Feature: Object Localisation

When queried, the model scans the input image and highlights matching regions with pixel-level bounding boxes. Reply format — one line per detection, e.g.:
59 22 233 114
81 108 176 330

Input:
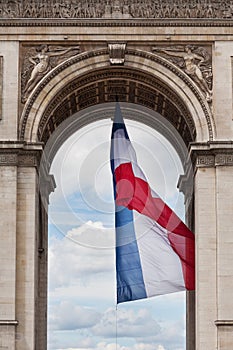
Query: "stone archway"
1 3 233 350
2 38 232 350
20 48 214 144
17 49 213 350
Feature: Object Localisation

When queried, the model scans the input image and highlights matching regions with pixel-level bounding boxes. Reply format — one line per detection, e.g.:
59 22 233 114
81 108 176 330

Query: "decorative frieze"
215 154 233 166
0 1 233 20
0 143 42 167
0 153 18 166
196 155 215 167
18 153 40 167
190 142 233 169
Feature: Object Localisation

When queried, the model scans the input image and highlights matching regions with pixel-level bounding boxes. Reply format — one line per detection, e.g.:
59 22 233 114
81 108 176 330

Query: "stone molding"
0 320 18 326
0 142 43 167
20 47 213 143
190 142 233 168
37 66 195 145
1 19 233 28
215 320 233 326
0 1 233 22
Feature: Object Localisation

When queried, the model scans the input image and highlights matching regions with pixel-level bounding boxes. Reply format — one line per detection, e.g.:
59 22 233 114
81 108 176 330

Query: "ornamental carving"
215 154 233 166
36 67 195 146
0 150 41 167
1 1 233 20
196 155 215 167
21 44 80 103
0 153 18 165
108 43 126 65
152 45 212 102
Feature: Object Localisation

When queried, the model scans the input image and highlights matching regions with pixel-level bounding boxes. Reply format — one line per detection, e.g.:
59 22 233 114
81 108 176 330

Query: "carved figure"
23 44 79 101
0 0 233 19
154 45 212 101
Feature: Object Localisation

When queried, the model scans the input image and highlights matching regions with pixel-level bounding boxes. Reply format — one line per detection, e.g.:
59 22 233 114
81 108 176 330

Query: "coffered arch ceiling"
20 48 215 147
37 66 196 147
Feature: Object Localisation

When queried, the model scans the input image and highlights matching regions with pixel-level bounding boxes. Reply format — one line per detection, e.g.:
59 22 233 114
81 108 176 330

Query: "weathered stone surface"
0 3 233 349
0 1 233 20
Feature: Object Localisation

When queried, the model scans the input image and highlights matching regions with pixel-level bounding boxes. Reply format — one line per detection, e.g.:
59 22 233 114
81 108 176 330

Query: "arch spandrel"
19 49 215 145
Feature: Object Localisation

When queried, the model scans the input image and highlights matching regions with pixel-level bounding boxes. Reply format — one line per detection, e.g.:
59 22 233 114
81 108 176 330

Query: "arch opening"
21 54 203 350
47 115 188 350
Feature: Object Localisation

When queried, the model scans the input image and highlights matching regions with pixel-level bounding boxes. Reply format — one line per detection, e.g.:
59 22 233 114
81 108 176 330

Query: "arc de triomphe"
0 1 233 349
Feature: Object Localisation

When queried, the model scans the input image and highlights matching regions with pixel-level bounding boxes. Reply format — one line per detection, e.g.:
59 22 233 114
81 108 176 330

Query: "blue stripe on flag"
115 205 147 303
111 122 129 140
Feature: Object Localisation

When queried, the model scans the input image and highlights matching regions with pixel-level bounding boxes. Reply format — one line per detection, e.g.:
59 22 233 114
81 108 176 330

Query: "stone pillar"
15 145 55 350
36 167 56 350
214 154 233 349
16 159 39 350
194 155 217 350
0 143 56 350
191 142 233 350
0 152 18 349
178 165 195 350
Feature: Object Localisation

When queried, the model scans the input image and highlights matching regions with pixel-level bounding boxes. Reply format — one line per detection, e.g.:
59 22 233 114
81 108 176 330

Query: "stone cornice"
0 320 19 326
190 142 233 168
215 320 233 326
1 19 233 28
0 142 43 167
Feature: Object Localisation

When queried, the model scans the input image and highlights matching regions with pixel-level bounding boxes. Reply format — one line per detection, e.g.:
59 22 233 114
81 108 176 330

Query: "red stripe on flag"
114 162 195 290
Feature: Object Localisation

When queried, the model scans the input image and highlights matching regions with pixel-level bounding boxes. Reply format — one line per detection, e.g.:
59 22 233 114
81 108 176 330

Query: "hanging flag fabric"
110 102 195 304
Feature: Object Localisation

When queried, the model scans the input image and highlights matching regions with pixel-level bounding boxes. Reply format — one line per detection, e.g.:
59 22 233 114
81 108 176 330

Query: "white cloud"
66 221 115 248
56 344 165 350
48 118 186 350
92 307 161 338
48 221 115 291
50 301 101 331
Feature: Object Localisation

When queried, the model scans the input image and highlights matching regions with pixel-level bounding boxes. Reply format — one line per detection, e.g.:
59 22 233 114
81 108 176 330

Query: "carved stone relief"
108 43 126 65
152 45 212 102
21 44 80 103
34 67 196 146
0 150 41 167
1 1 233 20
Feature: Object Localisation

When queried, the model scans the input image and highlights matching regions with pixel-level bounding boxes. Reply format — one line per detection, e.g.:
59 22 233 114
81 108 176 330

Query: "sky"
47 114 187 350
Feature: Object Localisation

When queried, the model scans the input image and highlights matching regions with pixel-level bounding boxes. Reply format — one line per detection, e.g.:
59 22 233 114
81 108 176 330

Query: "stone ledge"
215 320 233 326
0 142 43 167
0 320 18 326
0 19 233 28
190 142 233 168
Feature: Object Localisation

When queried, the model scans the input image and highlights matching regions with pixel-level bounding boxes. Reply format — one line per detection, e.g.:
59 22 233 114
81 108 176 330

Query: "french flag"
111 102 195 304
